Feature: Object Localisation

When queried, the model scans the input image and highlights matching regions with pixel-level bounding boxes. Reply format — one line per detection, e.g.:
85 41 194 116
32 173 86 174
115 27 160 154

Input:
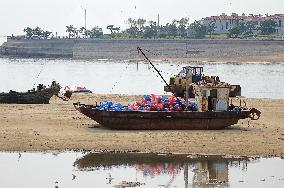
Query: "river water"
0 58 283 99
0 59 283 187
0 152 283 188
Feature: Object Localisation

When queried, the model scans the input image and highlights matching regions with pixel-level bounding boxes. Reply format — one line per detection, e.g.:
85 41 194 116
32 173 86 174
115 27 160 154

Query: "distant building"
202 13 284 34
266 14 284 34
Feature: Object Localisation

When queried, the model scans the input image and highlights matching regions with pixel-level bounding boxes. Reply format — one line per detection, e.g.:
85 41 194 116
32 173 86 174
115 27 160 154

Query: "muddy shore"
161 54 284 63
0 93 283 156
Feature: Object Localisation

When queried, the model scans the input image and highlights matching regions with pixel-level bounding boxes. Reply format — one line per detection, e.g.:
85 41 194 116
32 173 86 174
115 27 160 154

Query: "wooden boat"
73 102 260 130
0 81 61 104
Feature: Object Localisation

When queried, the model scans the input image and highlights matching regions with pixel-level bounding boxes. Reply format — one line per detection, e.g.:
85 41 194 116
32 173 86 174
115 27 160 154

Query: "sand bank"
0 93 283 156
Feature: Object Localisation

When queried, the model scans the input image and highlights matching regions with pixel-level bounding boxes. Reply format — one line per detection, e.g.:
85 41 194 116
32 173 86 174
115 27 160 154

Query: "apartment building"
202 13 284 34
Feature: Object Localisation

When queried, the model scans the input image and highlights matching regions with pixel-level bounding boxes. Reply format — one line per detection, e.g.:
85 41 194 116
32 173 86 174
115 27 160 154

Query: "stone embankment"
1 39 284 61
0 39 74 58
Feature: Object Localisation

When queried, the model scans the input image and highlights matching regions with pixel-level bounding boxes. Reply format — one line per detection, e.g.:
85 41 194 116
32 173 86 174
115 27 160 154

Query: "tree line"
23 18 280 40
23 27 52 39
227 20 278 38
63 18 218 39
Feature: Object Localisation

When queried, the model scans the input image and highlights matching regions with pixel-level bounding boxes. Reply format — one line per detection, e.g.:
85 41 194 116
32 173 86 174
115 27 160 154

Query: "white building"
202 13 284 34
266 14 284 34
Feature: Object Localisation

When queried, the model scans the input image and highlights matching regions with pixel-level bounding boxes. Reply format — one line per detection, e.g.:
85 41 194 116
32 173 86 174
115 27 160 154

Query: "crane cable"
137 47 181 104
32 61 47 88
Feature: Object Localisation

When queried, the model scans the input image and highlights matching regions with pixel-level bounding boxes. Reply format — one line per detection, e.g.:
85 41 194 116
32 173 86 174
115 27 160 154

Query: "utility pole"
84 8 87 30
81 5 87 38
81 5 87 30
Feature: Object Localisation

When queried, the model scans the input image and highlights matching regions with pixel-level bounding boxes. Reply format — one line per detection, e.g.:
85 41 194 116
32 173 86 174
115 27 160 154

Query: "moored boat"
63 85 92 93
73 102 260 130
73 47 261 130
0 81 61 104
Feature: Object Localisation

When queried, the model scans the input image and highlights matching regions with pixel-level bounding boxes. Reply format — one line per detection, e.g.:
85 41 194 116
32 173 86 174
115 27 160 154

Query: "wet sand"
163 54 284 63
0 93 283 156
131 54 284 63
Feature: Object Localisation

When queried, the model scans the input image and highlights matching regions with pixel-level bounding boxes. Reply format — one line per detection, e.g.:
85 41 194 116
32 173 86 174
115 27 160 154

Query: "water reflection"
74 153 255 188
0 152 283 188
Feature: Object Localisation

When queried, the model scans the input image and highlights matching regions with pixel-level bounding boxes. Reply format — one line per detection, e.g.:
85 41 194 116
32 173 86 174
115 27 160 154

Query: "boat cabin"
192 82 231 112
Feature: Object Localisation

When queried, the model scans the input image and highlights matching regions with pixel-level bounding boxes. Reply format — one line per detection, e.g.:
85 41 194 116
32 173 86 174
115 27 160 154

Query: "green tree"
166 20 178 37
206 21 216 38
89 26 103 38
24 27 52 39
79 27 88 38
33 27 43 37
143 21 157 39
244 21 256 35
189 21 207 39
107 25 114 34
126 18 139 38
112 27 120 33
106 25 120 38
228 26 241 38
137 18 146 31
42 31 52 39
66 25 76 38
239 22 246 33
157 21 178 38
258 20 277 35
228 22 246 38
107 25 120 33
177 18 189 37
158 25 168 38
24 27 33 39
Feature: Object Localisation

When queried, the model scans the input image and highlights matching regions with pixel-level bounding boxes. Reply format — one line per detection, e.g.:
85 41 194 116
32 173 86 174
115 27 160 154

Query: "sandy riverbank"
0 93 283 156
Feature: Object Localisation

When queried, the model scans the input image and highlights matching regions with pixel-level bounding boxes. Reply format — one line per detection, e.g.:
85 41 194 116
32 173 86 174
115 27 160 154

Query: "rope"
109 61 131 93
137 47 180 103
32 61 47 88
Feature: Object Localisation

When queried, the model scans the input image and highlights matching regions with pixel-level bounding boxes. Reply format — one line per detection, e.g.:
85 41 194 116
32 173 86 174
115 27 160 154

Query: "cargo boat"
74 47 260 130
0 81 60 104
74 102 259 130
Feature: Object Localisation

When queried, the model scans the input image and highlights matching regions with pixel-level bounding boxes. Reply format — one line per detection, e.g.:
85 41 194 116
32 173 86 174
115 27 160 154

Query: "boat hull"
74 103 251 130
0 85 60 104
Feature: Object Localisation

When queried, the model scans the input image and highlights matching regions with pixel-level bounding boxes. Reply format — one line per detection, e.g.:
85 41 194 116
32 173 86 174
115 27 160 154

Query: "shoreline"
128 55 284 63
0 93 283 157
1 149 281 159
1 55 284 63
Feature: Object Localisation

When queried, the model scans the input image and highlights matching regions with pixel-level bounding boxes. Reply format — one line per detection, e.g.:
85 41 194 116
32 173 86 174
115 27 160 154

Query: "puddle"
0 152 283 188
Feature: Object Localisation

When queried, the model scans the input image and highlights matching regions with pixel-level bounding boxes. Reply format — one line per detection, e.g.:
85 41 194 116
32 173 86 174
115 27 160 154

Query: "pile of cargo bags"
95 94 198 112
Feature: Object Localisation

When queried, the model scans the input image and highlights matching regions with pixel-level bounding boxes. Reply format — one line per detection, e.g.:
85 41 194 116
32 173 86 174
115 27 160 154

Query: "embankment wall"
1 39 284 60
0 39 74 58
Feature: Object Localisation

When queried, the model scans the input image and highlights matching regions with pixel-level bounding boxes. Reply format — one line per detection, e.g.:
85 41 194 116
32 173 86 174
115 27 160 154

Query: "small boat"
63 85 92 93
0 81 61 104
73 102 260 130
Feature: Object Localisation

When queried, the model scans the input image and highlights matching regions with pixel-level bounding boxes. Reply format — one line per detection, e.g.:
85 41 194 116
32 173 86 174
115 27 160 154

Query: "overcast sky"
0 0 284 37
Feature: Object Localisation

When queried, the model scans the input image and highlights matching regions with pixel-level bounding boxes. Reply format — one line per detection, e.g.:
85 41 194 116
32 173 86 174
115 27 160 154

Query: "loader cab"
178 66 203 83
190 66 203 83
165 66 204 97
